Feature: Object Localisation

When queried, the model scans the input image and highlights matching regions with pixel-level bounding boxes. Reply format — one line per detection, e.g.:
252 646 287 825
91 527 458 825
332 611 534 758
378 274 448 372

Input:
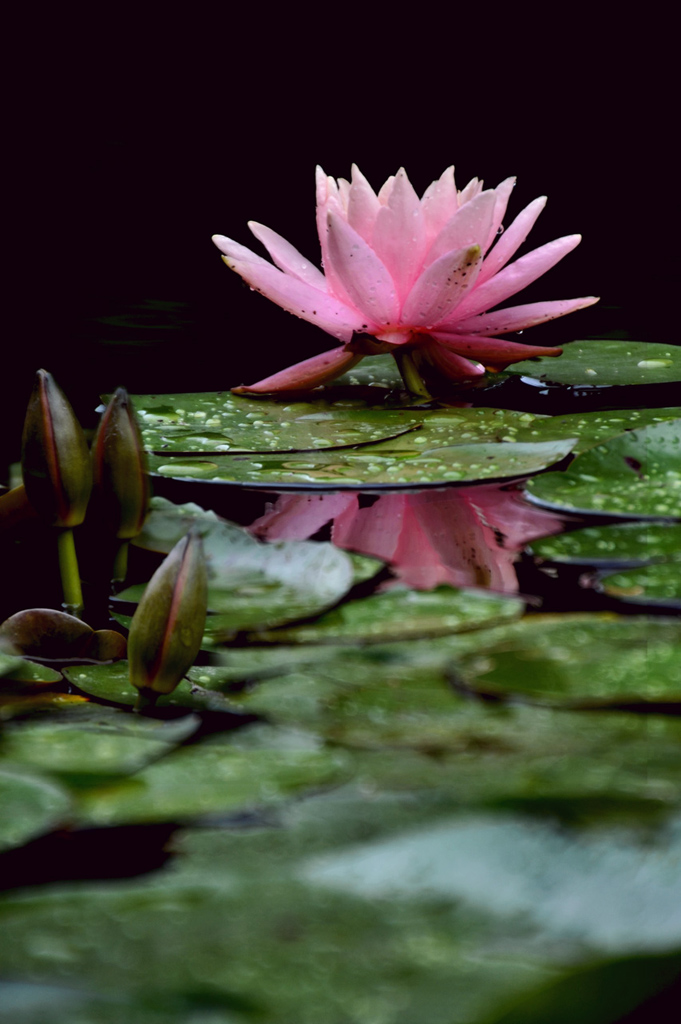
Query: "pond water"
1 331 680 1022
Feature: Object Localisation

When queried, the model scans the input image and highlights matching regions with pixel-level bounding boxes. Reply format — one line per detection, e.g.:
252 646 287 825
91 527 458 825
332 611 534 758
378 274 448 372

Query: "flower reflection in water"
249 483 564 593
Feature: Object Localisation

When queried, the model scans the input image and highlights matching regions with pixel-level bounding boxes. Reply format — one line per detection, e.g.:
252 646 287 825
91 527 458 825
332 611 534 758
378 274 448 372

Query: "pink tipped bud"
93 388 150 539
21 370 92 528
128 531 207 698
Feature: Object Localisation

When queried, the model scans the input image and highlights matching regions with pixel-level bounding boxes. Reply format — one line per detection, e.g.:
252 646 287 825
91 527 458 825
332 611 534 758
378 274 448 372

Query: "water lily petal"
232 347 363 394
475 195 547 286
458 177 483 205
454 296 600 336
372 168 426 301
377 175 396 204
401 245 482 327
337 177 352 212
213 235 364 341
421 165 457 243
424 190 496 268
431 332 563 369
326 211 400 326
347 164 381 243
316 166 359 307
248 222 328 290
450 234 582 321
484 176 516 253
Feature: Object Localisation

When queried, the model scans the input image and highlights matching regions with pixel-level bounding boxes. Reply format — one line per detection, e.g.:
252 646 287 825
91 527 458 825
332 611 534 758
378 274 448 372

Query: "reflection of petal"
250 493 357 540
248 483 566 595
332 493 407 563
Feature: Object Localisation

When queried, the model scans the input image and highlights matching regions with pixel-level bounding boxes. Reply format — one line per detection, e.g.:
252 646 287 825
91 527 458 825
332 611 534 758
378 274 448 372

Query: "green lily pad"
136 380 681 488
331 353 406 390
600 564 681 604
0 767 72 851
526 419 681 516
0 981 255 1024
63 660 252 714
531 523 681 606
76 725 348 826
0 692 88 720
149 438 577 488
0 656 63 688
0 650 22 677
531 522 681 564
455 614 681 705
478 949 681 1024
132 388 425 453
0 706 200 784
122 498 356 635
5 728 681 1024
509 340 681 386
254 585 524 645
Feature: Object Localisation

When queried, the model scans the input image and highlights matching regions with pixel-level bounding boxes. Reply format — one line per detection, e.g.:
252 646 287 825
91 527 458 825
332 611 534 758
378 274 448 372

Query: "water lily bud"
93 388 150 538
21 370 92 527
128 531 207 700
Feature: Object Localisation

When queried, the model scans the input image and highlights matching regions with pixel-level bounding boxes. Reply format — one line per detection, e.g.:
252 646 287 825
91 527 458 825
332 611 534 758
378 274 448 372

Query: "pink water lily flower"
213 165 598 395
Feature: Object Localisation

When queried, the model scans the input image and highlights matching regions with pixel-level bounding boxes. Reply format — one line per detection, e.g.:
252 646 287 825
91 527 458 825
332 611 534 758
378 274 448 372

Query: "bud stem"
57 528 84 618
112 541 129 584
393 351 432 399
134 688 160 713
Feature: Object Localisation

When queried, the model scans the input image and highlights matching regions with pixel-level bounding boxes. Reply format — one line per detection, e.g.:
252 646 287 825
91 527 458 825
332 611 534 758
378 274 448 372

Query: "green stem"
134 688 159 713
112 540 129 584
393 351 432 399
57 528 84 618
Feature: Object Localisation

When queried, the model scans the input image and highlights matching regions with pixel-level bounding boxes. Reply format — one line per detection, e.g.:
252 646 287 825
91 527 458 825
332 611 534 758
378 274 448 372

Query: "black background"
5 15 676 468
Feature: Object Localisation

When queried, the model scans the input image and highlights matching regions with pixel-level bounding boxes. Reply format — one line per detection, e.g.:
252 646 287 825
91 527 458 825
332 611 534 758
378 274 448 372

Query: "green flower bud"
92 388 150 538
21 370 92 528
128 531 207 701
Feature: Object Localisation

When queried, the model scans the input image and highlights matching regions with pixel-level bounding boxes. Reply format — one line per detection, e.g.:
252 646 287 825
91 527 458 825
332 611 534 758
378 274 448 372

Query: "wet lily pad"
0 692 88 720
0 767 72 851
0 650 22 677
63 660 252 715
149 438 578 488
136 381 681 488
455 614 681 705
132 388 425 453
0 706 200 783
120 507 355 636
5 727 681 1024
0 658 64 688
525 418 681 516
599 564 681 605
254 585 524 645
509 340 681 386
531 522 681 565
76 725 348 826
531 523 681 606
